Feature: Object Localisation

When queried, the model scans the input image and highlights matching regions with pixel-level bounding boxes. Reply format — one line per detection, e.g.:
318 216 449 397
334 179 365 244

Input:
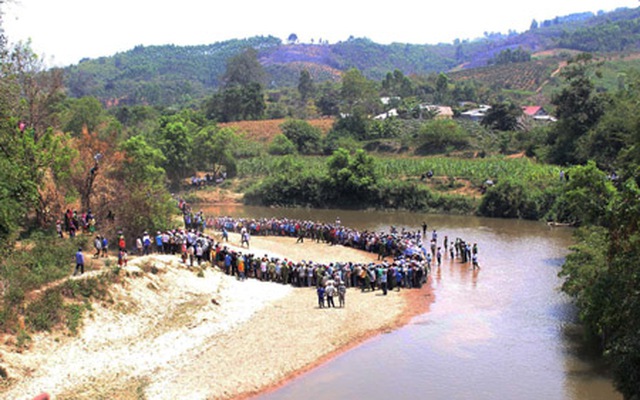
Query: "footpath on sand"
1 234 433 400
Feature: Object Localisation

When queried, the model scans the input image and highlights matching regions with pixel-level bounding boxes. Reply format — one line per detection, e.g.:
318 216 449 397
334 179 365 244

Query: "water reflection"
196 205 619 400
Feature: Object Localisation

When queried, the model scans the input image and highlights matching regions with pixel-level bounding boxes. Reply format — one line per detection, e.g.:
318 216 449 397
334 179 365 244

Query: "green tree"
381 69 413 98
0 37 71 231
558 178 640 400
578 72 640 173
241 82 266 120
330 113 368 140
154 114 196 187
326 148 379 203
204 82 265 122
116 135 174 237
559 161 616 226
119 135 166 186
478 179 540 219
298 69 314 104
340 68 380 116
268 133 297 155
316 82 340 116
280 119 322 154
63 97 106 136
222 48 266 88
434 73 451 105
414 119 469 154
205 47 267 122
192 126 238 178
547 54 610 165
488 47 531 65
481 102 523 132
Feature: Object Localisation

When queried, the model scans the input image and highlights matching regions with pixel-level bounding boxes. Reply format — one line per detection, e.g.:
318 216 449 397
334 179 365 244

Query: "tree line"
61 6 640 109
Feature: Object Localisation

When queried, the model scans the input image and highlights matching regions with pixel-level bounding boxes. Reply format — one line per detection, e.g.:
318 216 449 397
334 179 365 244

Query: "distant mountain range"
63 7 640 107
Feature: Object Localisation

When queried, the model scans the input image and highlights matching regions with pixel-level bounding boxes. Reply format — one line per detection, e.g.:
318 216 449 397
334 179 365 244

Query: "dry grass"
220 118 334 143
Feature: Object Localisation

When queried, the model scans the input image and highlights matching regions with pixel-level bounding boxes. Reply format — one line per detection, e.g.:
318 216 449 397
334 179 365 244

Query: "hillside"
219 118 334 143
449 58 559 93
62 6 640 107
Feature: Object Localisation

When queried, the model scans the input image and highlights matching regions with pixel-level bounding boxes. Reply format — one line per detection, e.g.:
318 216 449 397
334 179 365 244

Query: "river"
201 206 621 400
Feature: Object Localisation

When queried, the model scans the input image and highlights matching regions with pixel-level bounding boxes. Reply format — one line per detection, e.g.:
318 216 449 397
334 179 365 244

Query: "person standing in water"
472 253 481 270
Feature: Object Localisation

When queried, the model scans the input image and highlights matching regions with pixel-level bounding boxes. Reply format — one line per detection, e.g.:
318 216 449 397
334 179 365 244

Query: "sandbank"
0 234 433 400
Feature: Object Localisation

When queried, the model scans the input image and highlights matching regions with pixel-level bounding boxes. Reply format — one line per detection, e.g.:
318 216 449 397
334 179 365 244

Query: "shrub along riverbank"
239 151 570 221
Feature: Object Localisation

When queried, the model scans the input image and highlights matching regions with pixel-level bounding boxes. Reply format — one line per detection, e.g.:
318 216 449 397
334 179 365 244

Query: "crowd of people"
57 209 97 238
69 200 481 306
189 172 227 189
209 216 479 269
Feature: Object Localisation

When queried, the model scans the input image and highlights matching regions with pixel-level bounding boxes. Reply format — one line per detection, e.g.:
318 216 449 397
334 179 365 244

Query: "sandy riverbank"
0 235 433 400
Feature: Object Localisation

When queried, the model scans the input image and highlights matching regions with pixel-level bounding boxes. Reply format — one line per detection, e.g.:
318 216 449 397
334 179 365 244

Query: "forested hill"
63 6 640 107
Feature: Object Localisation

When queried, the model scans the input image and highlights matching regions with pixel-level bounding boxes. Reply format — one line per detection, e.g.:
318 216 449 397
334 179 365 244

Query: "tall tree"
221 48 266 88
298 69 314 104
204 82 265 122
381 69 413 98
73 127 124 213
63 96 106 136
340 68 380 116
280 119 322 154
154 114 196 187
0 35 71 230
434 73 451 105
6 41 65 141
481 102 523 131
115 135 173 237
317 82 340 116
192 125 238 178
207 48 267 122
547 54 609 165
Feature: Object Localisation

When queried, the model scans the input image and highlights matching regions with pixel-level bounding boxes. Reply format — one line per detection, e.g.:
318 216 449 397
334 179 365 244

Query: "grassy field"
237 154 560 188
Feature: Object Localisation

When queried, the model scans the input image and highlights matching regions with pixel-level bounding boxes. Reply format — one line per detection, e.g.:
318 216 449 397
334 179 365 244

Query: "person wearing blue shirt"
74 248 85 276
101 237 108 258
156 232 163 253
317 285 325 308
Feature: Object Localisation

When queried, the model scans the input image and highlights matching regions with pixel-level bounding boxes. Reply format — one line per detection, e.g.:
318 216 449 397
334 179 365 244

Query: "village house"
373 104 453 120
460 104 492 121
521 105 556 122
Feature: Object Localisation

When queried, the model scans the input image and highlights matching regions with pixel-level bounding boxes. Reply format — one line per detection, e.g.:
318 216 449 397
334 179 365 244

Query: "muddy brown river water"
201 205 621 400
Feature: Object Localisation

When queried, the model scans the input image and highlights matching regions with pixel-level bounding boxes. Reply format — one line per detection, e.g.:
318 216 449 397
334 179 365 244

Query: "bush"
322 131 362 155
60 277 108 299
65 303 85 335
414 119 470 154
478 179 541 219
25 290 64 332
280 119 322 154
268 134 297 155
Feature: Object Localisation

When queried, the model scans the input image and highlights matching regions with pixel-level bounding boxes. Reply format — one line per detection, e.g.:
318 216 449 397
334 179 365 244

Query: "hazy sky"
3 0 638 67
